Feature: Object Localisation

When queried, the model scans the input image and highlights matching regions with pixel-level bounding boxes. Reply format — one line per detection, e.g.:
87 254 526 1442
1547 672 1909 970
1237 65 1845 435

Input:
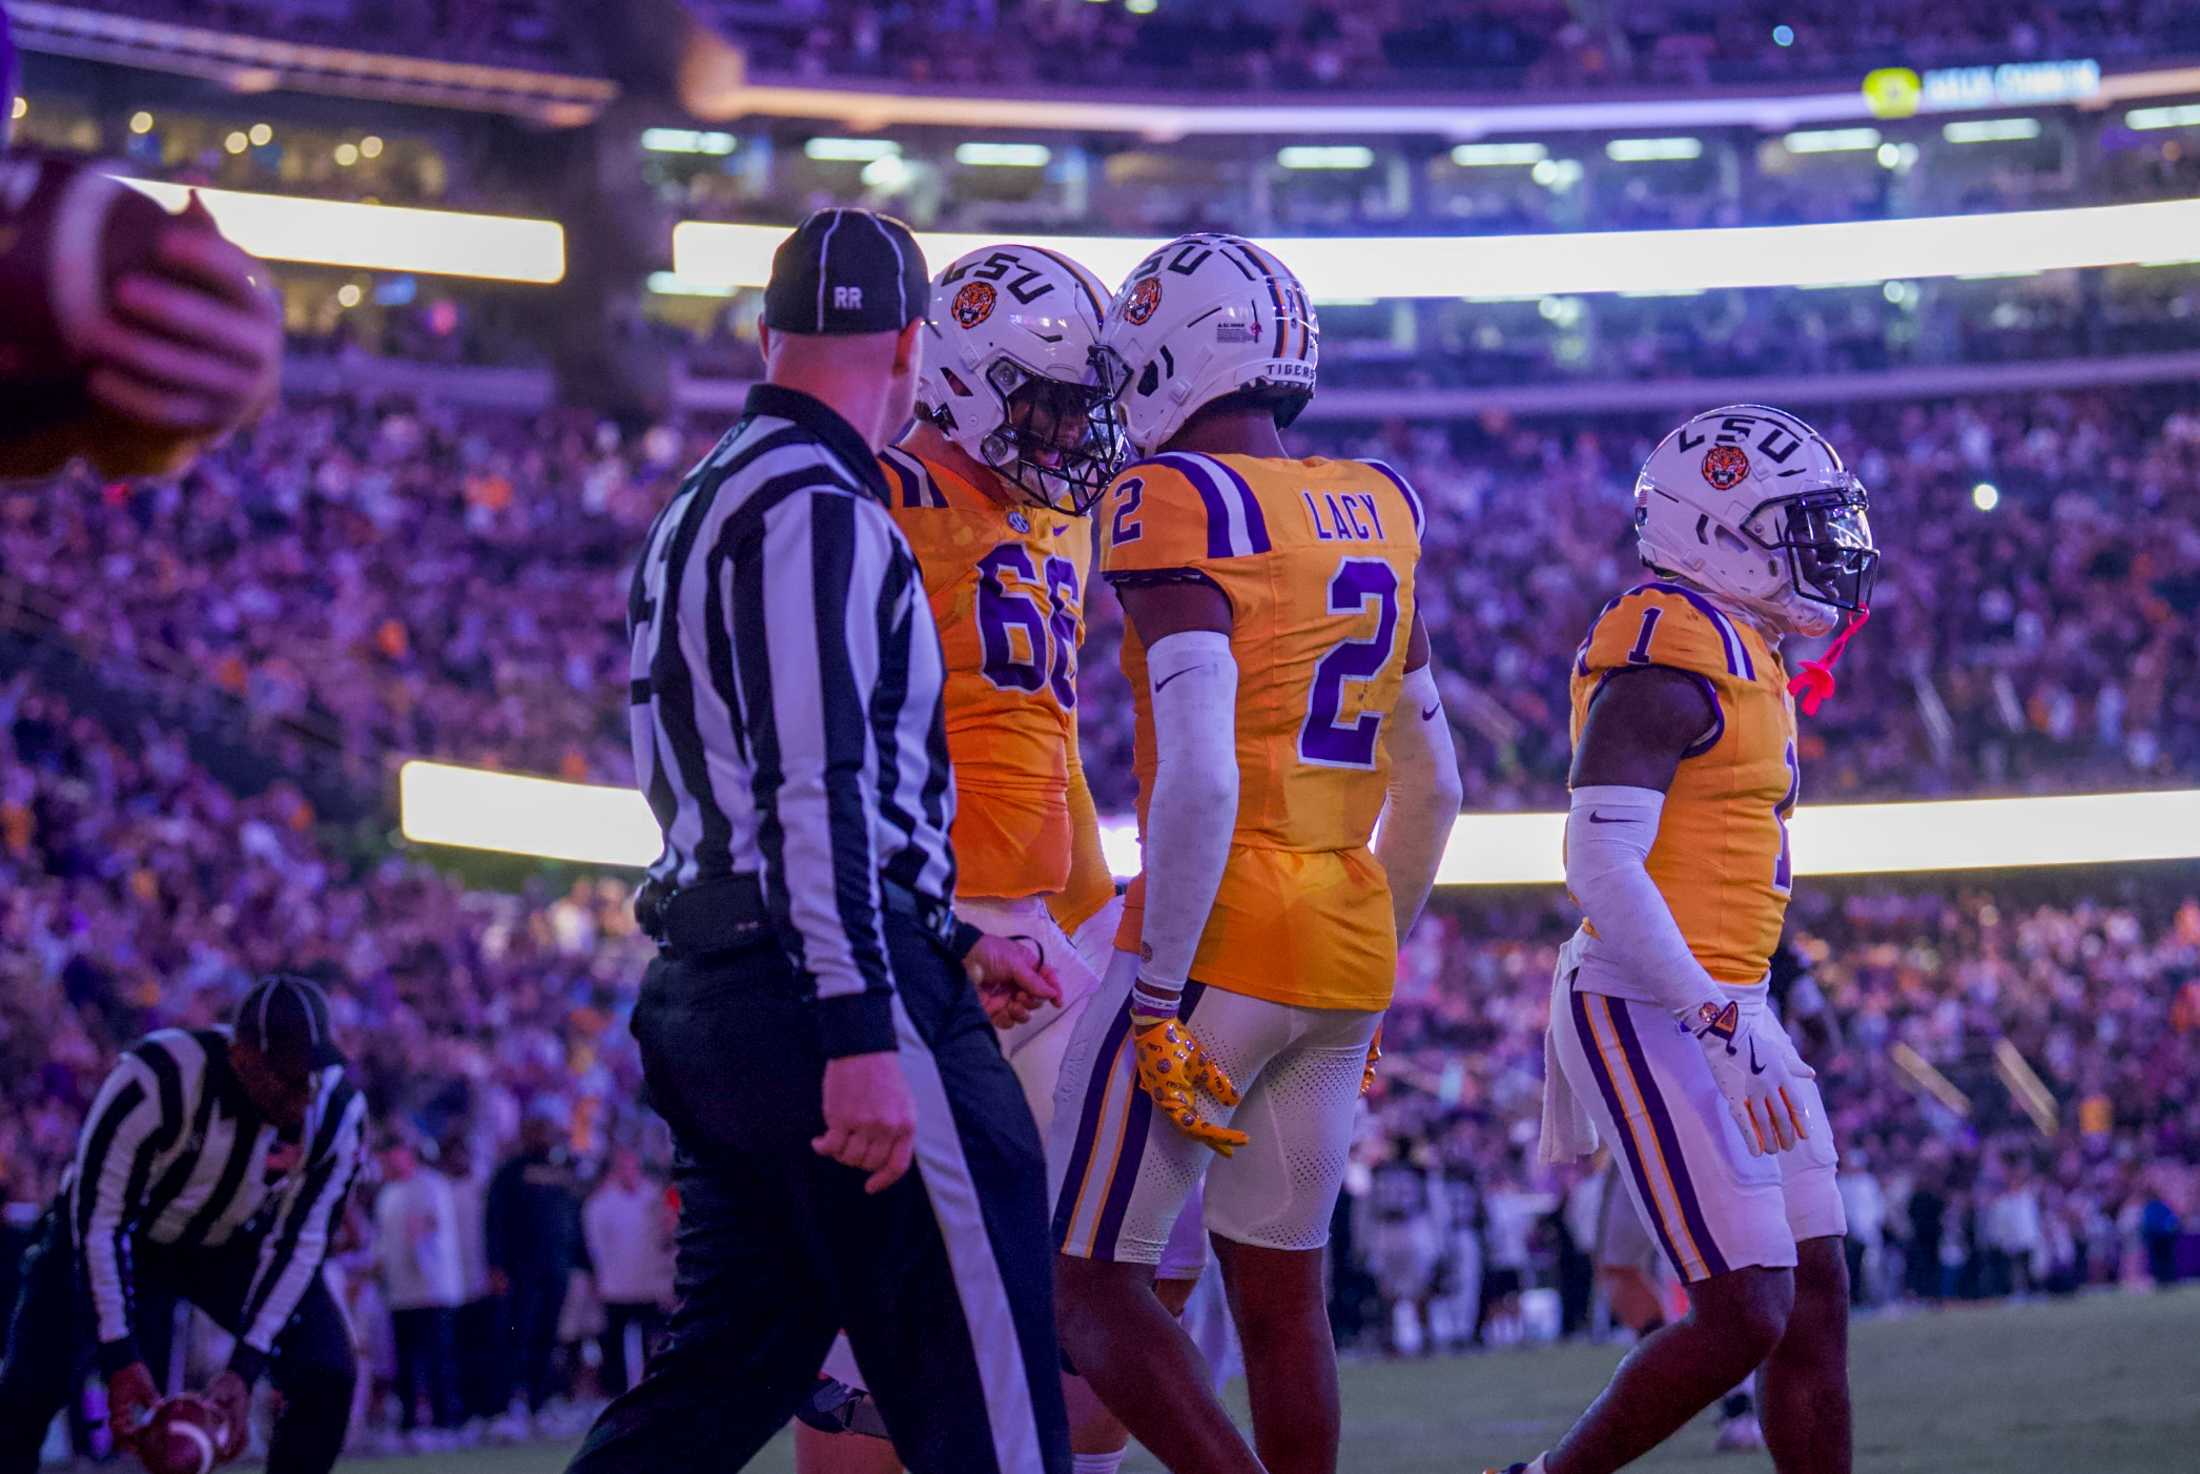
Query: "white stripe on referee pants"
892 995 1044 1474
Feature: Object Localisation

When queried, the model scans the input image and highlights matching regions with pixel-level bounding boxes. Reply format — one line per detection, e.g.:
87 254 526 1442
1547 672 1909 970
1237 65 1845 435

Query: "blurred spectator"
374 1139 465 1445
439 1139 507 1428
2138 1181 2183 1286
485 1114 585 1428
1837 1153 1888 1306
579 1148 673 1397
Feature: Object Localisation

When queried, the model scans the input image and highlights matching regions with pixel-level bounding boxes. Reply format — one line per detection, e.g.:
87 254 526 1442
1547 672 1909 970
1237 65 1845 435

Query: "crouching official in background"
566 208 1070 1474
0 976 367 1474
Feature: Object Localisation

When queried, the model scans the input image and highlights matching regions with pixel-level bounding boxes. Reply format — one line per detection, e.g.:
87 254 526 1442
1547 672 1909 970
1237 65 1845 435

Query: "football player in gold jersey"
1049 235 1462 1474
1495 405 1878 1474
799 243 1201 1474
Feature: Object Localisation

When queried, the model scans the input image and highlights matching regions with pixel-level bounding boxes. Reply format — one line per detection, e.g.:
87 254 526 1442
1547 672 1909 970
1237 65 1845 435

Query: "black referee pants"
566 914 1069 1474
0 1208 355 1474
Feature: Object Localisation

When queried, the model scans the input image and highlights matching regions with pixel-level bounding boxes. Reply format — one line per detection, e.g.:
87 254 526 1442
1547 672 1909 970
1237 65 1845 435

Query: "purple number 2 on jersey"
1298 556 1401 768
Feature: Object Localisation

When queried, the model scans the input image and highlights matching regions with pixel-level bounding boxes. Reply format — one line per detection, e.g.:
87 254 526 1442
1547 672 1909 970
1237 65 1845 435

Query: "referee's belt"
639 874 770 960
639 874 975 962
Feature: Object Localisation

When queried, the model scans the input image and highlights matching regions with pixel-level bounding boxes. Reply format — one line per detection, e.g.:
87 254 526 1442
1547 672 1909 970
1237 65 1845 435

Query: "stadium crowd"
63 0 598 73
9 387 2198 821
734 0 2198 92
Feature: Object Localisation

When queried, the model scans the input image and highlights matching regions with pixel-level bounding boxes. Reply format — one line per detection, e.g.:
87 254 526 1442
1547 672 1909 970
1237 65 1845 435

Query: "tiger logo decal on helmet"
1701 444 1750 490
951 280 996 329
1122 276 1164 326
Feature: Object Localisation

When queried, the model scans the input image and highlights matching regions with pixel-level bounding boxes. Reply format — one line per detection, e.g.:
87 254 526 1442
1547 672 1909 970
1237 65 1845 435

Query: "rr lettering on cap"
834 286 863 310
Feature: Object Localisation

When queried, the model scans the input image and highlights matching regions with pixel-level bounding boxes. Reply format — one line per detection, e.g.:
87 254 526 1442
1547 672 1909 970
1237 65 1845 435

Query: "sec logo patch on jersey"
1701 444 1750 490
951 280 997 328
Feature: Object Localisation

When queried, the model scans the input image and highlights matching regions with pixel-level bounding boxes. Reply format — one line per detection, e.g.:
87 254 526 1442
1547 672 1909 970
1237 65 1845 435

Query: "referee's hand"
965 934 1062 1030
814 1052 917 1194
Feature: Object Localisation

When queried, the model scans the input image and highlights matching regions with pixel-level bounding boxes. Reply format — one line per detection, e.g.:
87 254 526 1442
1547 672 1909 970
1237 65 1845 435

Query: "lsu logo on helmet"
1701 444 1750 490
1122 276 1163 326
951 280 996 329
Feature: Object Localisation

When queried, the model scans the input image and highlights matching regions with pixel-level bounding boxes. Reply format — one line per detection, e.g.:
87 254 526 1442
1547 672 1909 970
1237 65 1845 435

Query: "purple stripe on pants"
1568 981 1695 1280
1607 998 1732 1277
1052 999 1136 1251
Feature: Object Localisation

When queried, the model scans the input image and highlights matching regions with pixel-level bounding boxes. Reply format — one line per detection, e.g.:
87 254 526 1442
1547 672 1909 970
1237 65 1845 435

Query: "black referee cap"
234 974 340 1074
762 208 930 336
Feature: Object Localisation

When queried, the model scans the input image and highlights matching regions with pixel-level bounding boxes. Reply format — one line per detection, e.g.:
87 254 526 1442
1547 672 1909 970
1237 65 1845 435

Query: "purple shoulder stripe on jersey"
1363 460 1425 539
1641 581 1751 680
917 459 949 508
1151 452 1268 558
1573 588 1634 677
880 452 926 509
1569 985 1695 1280
1197 454 1273 554
1681 672 1726 758
1607 999 1731 1278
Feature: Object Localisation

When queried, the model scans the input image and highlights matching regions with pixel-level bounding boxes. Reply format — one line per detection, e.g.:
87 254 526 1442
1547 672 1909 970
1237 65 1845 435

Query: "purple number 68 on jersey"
1297 556 1401 768
976 542 1080 709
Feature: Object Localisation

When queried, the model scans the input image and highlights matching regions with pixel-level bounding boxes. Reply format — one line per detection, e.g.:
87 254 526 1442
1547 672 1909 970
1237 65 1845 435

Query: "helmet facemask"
930 350 1125 516
1741 482 1879 634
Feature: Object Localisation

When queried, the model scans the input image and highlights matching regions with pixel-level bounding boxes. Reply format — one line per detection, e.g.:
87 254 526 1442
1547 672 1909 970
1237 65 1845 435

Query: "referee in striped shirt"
567 209 1071 1474
0 976 366 1473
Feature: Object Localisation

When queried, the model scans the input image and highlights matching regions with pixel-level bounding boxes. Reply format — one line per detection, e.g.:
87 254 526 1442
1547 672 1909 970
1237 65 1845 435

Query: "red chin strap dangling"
1787 606 1871 716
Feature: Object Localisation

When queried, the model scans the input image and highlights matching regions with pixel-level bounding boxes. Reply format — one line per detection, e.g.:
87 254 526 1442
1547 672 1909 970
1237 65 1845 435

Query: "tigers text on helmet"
916 243 1123 515
1632 404 1879 640
1096 233 1318 457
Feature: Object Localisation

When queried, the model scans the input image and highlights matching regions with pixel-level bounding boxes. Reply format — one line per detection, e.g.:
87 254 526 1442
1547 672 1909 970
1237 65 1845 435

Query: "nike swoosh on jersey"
1154 666 1201 694
1421 704 1440 721
1586 811 1634 824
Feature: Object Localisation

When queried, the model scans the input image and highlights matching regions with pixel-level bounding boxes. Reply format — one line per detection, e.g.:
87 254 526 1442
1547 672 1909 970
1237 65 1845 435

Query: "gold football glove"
1130 1011 1247 1157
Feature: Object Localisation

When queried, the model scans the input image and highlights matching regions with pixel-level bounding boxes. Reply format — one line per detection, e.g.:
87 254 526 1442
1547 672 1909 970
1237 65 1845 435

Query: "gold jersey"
1569 582 1799 986
1100 451 1424 1011
881 446 1091 901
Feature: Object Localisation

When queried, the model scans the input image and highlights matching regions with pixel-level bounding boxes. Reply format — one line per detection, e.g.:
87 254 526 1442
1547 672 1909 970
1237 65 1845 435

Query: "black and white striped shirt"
67 1029 366 1377
628 383 957 1057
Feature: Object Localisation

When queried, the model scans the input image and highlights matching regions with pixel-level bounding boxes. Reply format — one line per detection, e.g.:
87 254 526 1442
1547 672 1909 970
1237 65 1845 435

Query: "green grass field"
279 1288 2200 1473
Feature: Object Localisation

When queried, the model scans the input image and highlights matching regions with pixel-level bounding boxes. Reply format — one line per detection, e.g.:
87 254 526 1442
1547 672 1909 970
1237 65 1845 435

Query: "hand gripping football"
135 1395 231 1474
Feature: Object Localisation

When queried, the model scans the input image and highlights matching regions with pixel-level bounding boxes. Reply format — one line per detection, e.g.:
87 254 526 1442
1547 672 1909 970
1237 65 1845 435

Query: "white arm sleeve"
1374 664 1462 940
1134 630 1240 998
1564 785 1727 1020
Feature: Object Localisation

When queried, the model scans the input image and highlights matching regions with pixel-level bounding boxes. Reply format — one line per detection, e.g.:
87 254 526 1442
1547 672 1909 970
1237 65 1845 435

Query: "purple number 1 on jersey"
1298 557 1401 768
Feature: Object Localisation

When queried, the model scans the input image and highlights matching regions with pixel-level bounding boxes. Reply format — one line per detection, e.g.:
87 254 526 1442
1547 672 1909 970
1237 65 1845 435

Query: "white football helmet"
916 243 1123 514
1096 232 1319 457
1634 404 1879 639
